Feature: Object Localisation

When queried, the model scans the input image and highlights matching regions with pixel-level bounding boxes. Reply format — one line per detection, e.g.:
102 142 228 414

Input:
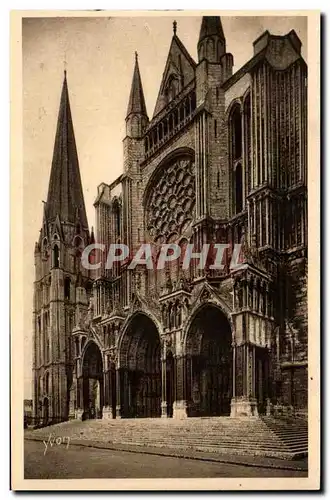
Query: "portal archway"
82 342 104 420
118 313 161 418
185 304 232 416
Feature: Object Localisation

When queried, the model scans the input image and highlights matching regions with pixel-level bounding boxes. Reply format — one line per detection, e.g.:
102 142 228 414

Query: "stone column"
173 355 189 419
232 342 236 400
265 284 270 317
75 377 84 420
161 357 167 417
68 378 76 421
231 341 258 417
95 379 101 417
188 356 200 416
241 108 246 206
115 368 123 418
109 367 115 418
263 351 272 415
103 360 114 419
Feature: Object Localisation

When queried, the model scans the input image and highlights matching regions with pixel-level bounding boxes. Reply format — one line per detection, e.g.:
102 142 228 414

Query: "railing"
144 87 196 161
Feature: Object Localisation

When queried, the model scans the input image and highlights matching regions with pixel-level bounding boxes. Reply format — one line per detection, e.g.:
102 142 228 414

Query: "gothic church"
33 17 308 424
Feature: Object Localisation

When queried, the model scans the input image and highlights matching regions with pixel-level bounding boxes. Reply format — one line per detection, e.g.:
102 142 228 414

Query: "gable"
153 36 196 118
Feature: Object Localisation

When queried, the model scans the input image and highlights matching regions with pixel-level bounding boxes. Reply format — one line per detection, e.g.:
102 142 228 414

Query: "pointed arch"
73 235 84 248
182 298 233 349
183 303 233 417
81 340 104 419
44 371 50 394
234 162 243 214
53 244 59 268
206 37 215 60
228 100 244 214
42 237 48 260
118 309 163 356
229 102 242 161
117 311 162 418
165 74 180 102
64 276 71 300
112 198 121 239
243 90 252 196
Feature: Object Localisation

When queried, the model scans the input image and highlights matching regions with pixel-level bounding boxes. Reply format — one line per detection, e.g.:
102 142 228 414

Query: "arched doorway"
185 304 232 417
119 313 161 418
82 342 104 420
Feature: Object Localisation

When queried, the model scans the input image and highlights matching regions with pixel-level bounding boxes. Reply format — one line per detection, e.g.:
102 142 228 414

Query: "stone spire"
126 52 148 119
198 16 226 62
45 70 88 229
199 16 225 43
125 53 148 137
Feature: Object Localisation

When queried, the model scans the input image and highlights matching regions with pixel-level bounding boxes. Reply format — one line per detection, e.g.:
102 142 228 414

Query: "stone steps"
26 416 308 460
259 416 308 456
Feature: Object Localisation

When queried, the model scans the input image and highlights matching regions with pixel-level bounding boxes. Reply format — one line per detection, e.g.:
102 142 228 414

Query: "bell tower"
33 71 91 425
195 16 234 223
121 52 149 307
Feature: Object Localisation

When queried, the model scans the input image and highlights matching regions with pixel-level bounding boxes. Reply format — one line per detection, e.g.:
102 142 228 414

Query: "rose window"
146 157 195 243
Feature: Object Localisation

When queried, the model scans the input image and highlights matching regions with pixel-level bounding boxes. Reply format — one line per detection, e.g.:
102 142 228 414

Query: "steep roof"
198 16 225 45
152 27 196 118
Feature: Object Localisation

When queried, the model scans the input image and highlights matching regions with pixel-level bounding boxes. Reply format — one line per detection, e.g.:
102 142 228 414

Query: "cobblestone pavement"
24 439 308 479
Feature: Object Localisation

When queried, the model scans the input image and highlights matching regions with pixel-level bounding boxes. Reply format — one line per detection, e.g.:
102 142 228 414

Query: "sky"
23 14 307 398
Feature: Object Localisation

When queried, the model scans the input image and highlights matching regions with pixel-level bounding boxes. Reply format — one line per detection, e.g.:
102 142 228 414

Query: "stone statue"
240 230 258 266
80 295 94 328
164 269 172 294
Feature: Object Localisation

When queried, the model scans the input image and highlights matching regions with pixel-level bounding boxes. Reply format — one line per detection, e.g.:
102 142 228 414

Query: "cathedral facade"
32 17 308 424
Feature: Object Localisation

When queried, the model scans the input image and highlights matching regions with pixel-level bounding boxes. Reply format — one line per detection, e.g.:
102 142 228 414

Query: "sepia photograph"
11 9 320 491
